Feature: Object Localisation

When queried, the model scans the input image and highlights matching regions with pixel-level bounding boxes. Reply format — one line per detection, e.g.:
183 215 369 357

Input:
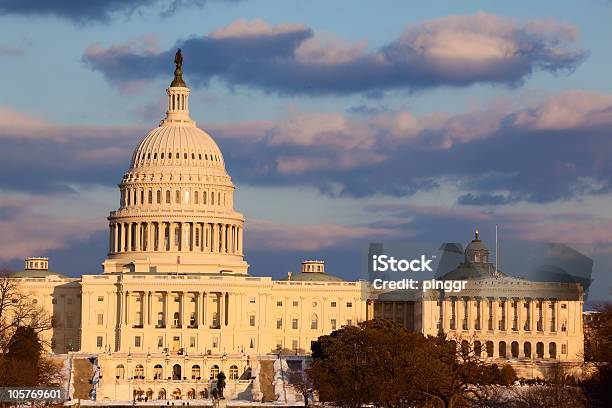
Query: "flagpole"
495 225 498 275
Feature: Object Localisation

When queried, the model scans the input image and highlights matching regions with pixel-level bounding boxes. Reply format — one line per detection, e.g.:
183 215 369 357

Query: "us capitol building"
10 53 585 401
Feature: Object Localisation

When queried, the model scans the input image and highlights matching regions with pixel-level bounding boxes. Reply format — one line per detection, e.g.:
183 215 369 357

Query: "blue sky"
1 0 611 301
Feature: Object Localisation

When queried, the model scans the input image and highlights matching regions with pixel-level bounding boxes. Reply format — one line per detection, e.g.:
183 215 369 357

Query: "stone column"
135 223 141 251
142 291 148 326
466 297 472 331
211 223 217 253
221 224 226 253
169 222 175 251
202 292 207 326
542 299 548 332
164 292 169 328
127 223 132 252
125 291 130 325
180 292 186 328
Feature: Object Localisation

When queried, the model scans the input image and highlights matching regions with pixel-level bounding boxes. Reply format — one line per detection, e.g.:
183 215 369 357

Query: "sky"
0 0 611 301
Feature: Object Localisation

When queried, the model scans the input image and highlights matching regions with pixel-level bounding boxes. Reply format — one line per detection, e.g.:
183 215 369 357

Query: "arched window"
474 341 482 357
218 192 221 205
165 190 171 204
175 152 179 159
173 312 180 327
311 314 318 330
499 341 506 358
148 190 153 204
229 365 239 380
154 364 163 380
187 388 195 399
511 341 519 358
116 364 125 379
175 190 180 204
184 153 188 160
203 191 207 204
191 365 200 379
157 190 161 204
172 364 182 380
134 364 144 379
486 341 494 358
211 191 215 205
158 388 166 400
536 342 544 358
194 191 199 204
210 365 219 380
140 190 144 205
184 190 190 204
146 388 153 400
127 189 131 206
524 342 532 358
549 342 557 359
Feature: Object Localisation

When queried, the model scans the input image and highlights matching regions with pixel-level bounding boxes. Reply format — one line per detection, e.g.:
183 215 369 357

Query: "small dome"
130 125 225 172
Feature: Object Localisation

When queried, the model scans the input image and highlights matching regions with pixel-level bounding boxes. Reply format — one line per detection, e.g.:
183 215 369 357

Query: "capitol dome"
130 125 226 173
102 50 248 275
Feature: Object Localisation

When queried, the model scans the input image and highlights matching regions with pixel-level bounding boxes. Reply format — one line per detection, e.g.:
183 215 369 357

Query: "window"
190 336 196 348
276 339 283 350
157 190 161 204
276 318 283 329
67 297 73 305
229 365 239 380
330 301 337 307
277 301 283 307
292 318 298 329
97 313 104 325
97 296 104 302
561 344 567 354
157 312 164 327
166 190 171 204
135 336 141 347
210 365 219 380
212 336 218 348
346 302 353 308
561 304 567 309
249 337 255 348
157 336 163 348
52 298 57 304
249 297 256 304
173 312 180 327
331 319 337 330
292 340 298 350
154 364 163 380
175 190 180 203
249 315 256 327
116 364 125 379
292 301 299 307
311 314 318 330
134 364 144 379
191 365 201 380
96 336 103 348
148 190 153 204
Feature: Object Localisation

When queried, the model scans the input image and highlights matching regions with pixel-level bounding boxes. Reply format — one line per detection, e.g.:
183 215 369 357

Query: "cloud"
0 106 141 193
208 90 612 203
247 219 398 251
0 45 25 57
0 0 240 24
82 14 587 95
2 89 612 204
0 195 104 261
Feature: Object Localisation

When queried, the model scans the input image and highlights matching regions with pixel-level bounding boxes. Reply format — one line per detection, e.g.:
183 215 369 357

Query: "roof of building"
11 269 68 279
284 271 344 282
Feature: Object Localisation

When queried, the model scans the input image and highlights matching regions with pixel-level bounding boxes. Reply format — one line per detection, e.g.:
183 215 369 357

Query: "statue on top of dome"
174 48 183 68
171 48 186 87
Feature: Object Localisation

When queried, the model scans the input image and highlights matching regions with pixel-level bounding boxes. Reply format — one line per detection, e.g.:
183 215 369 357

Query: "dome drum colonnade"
103 52 247 275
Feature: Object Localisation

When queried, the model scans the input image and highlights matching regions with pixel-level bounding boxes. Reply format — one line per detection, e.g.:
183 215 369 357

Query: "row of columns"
119 291 230 329
472 339 559 360
109 221 242 255
121 189 228 208
440 297 560 333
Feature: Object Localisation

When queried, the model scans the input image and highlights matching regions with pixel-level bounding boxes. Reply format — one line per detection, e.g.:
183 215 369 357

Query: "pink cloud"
247 219 399 251
0 196 105 262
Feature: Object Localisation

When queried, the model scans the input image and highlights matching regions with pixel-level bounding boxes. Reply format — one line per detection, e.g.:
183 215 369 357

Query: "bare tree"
0 268 52 353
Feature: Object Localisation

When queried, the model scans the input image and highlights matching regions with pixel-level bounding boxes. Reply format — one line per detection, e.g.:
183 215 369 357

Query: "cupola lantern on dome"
102 51 248 275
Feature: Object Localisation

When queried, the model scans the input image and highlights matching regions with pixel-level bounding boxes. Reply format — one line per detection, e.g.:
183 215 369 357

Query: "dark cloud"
0 0 238 24
82 14 587 95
